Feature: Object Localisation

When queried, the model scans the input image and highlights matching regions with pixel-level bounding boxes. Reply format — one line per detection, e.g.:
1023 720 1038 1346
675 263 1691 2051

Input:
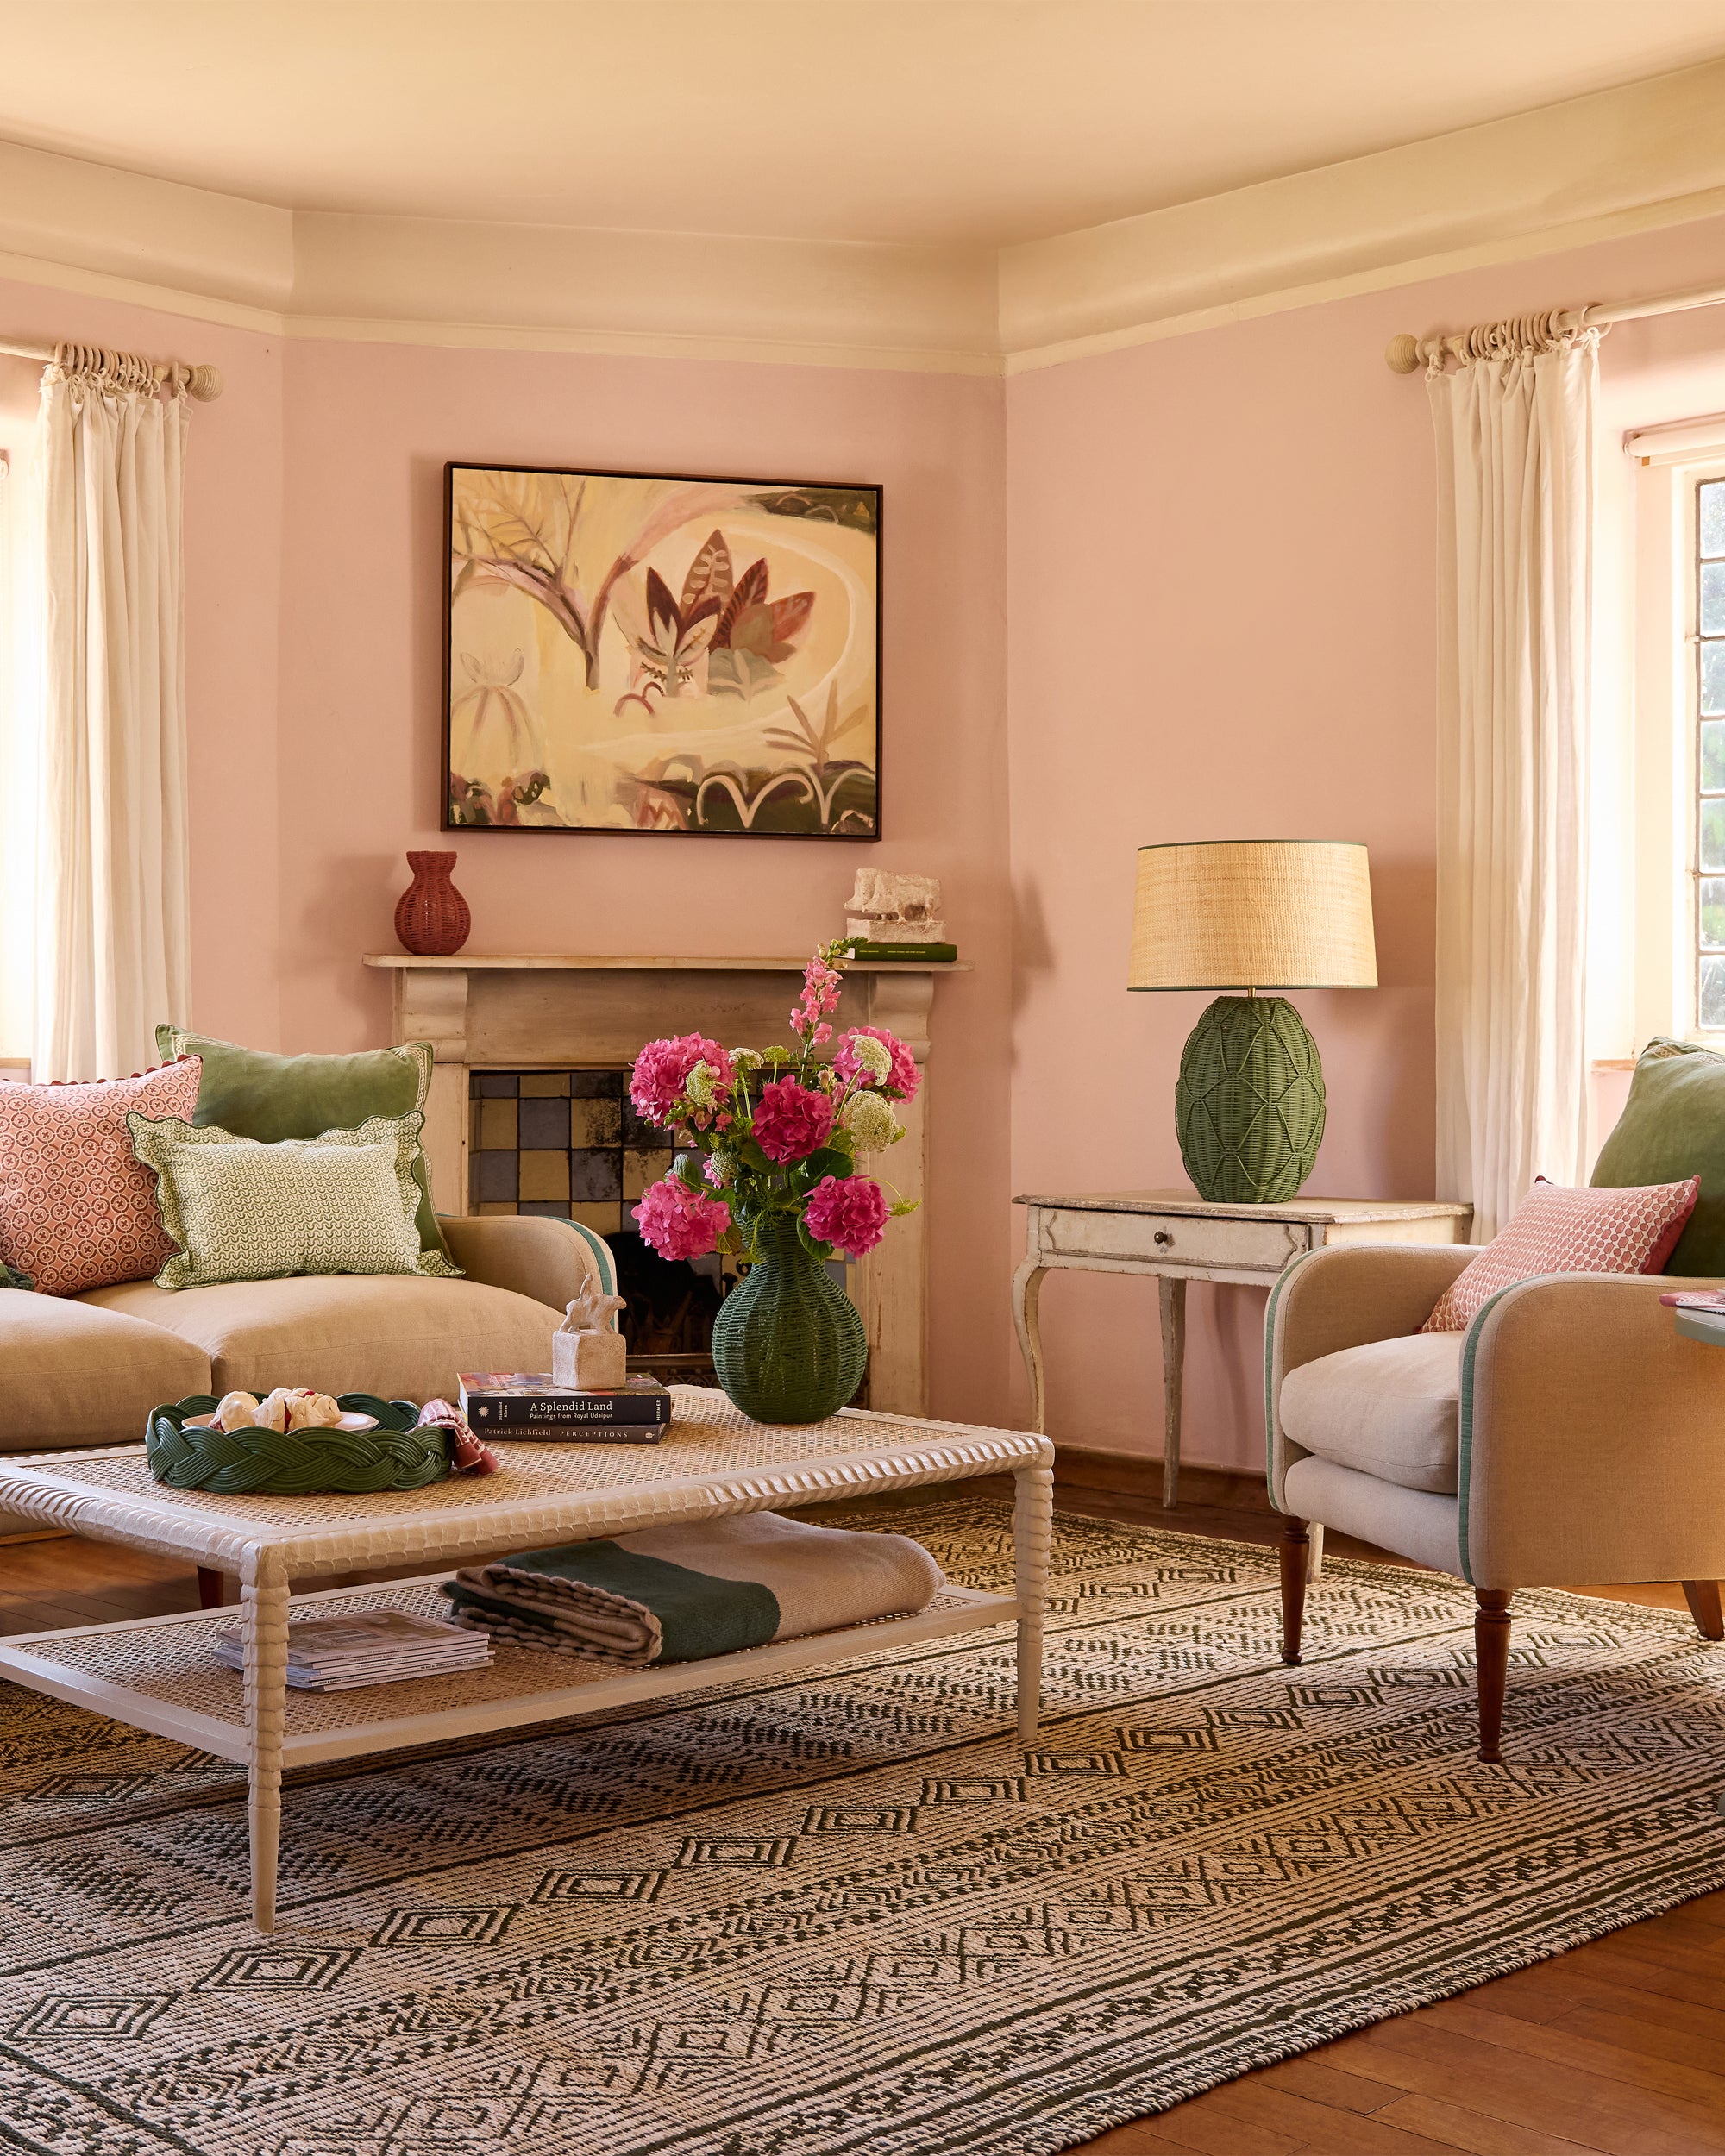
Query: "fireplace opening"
468 1067 861 1391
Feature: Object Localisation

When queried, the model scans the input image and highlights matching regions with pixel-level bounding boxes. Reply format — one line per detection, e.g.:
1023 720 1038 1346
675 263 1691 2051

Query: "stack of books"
457 1371 673 1442
213 1610 492 1691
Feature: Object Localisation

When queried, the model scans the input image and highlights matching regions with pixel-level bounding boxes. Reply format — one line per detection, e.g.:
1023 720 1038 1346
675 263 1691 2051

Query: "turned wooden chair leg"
197 1566 226 1609
1681 1580 1724 1640
1474 1589 1513 1763
1278 1516 1309 1667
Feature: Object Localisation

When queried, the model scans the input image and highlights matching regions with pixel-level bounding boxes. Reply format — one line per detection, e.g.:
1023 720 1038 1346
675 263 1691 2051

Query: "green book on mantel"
840 941 958 962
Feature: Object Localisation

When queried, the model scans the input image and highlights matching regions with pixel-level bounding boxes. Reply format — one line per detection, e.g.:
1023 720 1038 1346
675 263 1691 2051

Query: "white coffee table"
0 1388 1053 1932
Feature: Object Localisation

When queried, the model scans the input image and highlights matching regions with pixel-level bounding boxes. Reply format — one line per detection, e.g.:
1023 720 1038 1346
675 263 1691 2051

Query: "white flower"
842 1089 900 1154
848 1034 893 1082
684 1061 719 1110
730 1047 763 1074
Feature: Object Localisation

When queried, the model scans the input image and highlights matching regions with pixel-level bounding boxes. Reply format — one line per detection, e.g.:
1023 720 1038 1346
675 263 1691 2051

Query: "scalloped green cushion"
1590 1037 1725 1276
156 1028 450 1265
127 1110 460 1291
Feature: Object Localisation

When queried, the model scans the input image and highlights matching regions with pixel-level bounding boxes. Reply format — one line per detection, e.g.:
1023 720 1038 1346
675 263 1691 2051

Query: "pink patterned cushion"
0 1059 203 1296
1422 1175 1699 1333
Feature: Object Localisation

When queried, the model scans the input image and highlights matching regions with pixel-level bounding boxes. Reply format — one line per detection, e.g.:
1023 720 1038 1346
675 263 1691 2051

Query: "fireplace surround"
364 955 969 1413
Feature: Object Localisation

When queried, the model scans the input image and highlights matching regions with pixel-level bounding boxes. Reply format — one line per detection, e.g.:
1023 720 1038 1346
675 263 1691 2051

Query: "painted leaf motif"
717 559 769 646
645 567 681 639
681 530 734 616
768 592 815 649
671 613 719 671
727 604 776 656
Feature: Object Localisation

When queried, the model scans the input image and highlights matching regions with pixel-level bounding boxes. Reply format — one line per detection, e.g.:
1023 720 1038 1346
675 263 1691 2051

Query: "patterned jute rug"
3 1501 1724 2156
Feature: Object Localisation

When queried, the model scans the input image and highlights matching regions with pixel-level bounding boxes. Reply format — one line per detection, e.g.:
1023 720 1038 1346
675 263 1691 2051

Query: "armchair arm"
1463 1272 1725 1589
1265 1241 1474 1510
438 1215 618 1318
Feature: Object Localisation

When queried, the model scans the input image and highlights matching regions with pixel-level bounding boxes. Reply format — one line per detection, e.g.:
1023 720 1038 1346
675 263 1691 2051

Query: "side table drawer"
1037 1207 1310 1272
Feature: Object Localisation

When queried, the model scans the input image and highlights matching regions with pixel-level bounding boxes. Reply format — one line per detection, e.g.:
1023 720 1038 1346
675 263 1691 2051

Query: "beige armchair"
1265 1242 1725 1761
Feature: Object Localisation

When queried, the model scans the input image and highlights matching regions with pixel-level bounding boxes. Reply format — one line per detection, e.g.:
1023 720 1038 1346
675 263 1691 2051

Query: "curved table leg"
243 1570 291 1932
1013 1461 1054 1744
1011 1259 1050 1432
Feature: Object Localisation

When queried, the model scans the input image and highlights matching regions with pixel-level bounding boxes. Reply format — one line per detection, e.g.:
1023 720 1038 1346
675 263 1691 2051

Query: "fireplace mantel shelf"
365 954 972 973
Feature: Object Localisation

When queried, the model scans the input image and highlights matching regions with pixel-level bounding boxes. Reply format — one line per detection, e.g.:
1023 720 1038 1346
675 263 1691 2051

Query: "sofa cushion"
79 1273 564 1403
1278 1332 1465 1495
1592 1038 1725 1275
0 1292 211 1451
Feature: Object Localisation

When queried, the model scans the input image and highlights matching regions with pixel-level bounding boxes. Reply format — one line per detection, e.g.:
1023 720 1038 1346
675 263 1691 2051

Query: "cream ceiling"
3 0 1725 247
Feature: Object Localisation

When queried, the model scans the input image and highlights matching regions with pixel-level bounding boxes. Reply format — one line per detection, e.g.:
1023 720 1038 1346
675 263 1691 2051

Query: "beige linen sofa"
1265 1241 1725 1761
0 1215 610 1527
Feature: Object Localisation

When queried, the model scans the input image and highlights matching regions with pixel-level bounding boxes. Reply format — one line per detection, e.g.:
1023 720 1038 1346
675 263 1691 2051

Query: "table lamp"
1129 839 1377 1204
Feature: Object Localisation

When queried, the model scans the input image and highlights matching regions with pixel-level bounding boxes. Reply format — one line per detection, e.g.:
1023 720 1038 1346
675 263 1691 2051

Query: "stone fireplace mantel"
363 955 971 1415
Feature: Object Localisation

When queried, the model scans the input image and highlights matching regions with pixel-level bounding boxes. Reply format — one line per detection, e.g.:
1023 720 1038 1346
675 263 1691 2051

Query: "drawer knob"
1153 1230 1174 1247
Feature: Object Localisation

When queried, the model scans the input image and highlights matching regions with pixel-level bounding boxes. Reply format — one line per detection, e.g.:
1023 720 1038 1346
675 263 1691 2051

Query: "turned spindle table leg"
1014 1460 1054 1743
243 1570 292 1932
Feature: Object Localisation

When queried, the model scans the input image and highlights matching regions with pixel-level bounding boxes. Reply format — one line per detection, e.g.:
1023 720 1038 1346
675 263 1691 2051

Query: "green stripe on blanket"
443 1539 780 1662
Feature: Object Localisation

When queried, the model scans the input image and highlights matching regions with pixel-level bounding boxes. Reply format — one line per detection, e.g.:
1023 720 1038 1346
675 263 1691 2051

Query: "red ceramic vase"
395 851 471 956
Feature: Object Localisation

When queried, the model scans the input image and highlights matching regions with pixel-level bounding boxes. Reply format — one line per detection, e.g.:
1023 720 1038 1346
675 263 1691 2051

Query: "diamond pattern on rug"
0 1502 1721 2156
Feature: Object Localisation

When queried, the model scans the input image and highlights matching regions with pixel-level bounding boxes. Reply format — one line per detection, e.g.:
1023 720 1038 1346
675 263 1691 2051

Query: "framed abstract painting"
442 464 881 837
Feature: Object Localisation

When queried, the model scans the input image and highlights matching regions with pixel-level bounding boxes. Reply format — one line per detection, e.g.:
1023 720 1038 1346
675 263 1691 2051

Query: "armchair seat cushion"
78 1273 563 1404
1278 1332 1464 1495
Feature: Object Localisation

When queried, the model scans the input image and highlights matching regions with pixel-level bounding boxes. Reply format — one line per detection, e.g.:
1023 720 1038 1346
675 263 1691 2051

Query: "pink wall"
274 341 1013 1425
1006 213 1725 1470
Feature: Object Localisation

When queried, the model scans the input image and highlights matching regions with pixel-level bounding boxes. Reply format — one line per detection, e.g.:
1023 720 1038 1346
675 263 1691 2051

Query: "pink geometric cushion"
1422 1175 1699 1333
0 1058 202 1296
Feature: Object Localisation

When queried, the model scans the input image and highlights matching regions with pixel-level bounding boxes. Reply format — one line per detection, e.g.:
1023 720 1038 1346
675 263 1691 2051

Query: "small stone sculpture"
552 1279 629 1391
844 869 945 943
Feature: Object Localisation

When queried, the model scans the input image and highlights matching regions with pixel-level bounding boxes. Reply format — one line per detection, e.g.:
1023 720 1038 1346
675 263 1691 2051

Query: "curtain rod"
0 336 223 401
1385 275 1725 373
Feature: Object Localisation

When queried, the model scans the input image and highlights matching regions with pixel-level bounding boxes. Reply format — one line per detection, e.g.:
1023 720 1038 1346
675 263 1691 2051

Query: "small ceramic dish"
184 1410 380 1435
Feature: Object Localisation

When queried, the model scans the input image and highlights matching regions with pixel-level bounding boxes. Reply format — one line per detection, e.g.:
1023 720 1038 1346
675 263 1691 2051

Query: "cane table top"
0 1388 1051 1579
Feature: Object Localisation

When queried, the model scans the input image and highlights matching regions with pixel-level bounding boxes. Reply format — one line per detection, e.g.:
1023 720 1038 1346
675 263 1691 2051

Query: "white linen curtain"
34 360 192 1081
1428 330 1597 1243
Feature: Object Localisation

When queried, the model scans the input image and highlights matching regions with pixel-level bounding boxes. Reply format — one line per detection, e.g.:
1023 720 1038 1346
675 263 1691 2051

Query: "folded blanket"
442 1510 944 1666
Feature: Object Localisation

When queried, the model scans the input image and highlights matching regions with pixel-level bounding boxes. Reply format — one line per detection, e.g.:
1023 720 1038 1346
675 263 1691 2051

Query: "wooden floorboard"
0 1471 1718 2156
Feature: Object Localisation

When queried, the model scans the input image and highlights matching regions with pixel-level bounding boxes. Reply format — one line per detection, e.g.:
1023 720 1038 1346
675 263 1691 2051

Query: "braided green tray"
146 1395 450 1495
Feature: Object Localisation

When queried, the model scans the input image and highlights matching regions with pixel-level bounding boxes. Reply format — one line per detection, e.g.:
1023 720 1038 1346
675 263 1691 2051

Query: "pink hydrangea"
834 1025 920 1103
629 1033 733 1129
803 1174 889 1258
750 1076 835 1163
634 1175 731 1262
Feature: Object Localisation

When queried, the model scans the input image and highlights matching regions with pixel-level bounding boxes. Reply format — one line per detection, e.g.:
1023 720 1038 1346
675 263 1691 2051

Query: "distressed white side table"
1011 1191 1471 1513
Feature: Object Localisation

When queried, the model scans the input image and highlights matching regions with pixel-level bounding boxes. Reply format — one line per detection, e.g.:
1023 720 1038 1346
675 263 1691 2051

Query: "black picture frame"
442 461 881 839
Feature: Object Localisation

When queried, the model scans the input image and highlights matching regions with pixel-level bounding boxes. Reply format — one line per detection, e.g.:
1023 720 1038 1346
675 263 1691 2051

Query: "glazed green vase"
712 1213 869 1423
1174 994 1327 1204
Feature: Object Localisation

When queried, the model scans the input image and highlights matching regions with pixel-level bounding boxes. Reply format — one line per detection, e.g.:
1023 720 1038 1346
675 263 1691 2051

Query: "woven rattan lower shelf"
0 1576 1018 1771
0 1388 1055 1934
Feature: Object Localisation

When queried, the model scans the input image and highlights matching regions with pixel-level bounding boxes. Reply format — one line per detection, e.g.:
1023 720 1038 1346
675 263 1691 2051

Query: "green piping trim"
1263 1252 1316 1514
557 1217 619 1308
1456 1280 1544 1586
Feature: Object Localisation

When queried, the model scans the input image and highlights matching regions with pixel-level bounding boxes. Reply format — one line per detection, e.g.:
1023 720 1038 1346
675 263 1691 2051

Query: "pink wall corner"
276 339 1013 1421
0 274 286 1052
1004 210 1725 1471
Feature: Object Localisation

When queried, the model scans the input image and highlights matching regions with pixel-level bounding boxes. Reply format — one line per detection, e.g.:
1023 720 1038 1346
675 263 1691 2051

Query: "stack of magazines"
213 1610 492 1691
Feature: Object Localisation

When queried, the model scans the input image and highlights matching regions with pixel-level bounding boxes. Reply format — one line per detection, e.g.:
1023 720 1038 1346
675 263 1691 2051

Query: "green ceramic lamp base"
1174 994 1327 1204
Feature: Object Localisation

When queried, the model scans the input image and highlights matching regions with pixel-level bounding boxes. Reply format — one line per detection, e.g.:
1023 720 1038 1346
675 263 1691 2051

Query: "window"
0 360 41 1067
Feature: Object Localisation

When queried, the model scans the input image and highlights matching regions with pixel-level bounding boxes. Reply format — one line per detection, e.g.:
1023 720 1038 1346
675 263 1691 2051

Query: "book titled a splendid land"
457 1372 672 1438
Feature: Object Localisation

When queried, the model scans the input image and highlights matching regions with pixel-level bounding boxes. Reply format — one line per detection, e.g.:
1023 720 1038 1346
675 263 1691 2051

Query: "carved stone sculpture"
844 869 945 943
551 1279 630 1391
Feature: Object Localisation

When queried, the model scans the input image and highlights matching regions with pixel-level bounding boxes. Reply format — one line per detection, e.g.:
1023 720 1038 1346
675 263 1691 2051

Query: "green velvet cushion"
1590 1038 1725 1275
154 1026 452 1264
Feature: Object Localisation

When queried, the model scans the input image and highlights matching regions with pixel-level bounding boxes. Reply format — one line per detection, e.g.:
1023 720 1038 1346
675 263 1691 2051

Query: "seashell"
284 1389 342 1431
213 1391 260 1432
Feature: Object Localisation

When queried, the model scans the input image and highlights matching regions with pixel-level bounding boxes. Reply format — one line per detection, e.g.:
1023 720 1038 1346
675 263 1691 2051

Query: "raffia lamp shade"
1130 841 1377 1205
1129 841 1377 992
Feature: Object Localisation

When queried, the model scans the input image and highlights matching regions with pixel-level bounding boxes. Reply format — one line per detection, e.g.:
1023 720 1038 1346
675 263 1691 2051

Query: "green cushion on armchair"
1591 1038 1725 1275
155 1027 452 1265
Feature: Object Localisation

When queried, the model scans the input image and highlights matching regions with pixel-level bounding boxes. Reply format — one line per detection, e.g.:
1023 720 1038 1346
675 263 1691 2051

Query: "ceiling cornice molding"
1001 58 1725 366
6 60 1725 374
